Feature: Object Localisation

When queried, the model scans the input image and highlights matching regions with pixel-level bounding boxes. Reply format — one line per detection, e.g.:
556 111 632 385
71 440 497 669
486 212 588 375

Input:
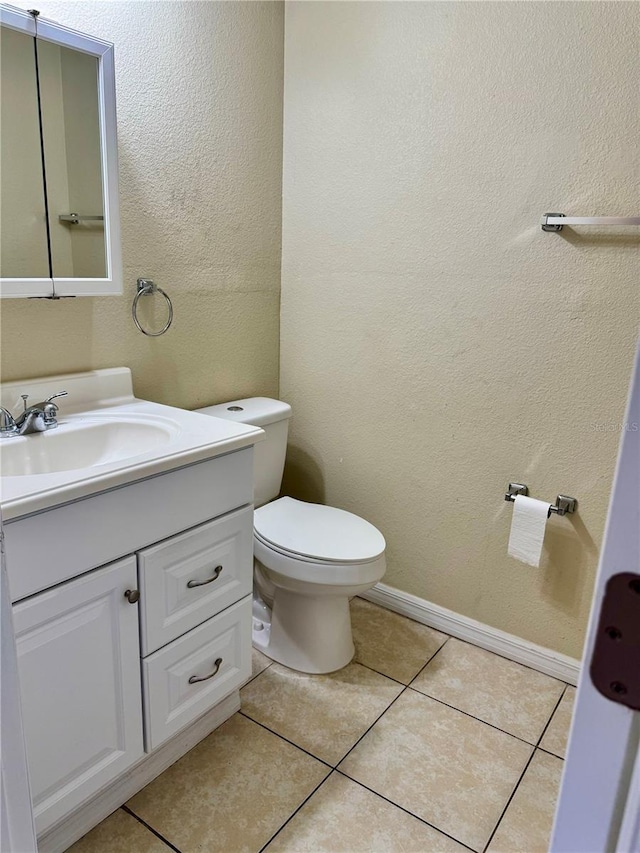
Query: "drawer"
138 506 254 655
5 448 253 603
142 595 251 751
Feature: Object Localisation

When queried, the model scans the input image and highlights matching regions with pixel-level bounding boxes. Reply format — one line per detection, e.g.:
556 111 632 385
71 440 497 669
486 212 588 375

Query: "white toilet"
196 398 386 673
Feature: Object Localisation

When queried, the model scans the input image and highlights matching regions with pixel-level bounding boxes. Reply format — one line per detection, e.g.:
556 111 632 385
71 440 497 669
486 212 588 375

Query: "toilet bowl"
252 497 386 672
196 398 386 674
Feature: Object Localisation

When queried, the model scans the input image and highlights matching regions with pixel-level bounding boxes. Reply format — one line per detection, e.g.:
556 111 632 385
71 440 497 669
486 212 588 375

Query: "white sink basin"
0 417 178 476
0 368 263 520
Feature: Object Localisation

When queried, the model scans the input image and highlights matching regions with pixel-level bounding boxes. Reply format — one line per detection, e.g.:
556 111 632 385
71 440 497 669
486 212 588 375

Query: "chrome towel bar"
58 213 104 224
541 213 640 232
505 483 577 517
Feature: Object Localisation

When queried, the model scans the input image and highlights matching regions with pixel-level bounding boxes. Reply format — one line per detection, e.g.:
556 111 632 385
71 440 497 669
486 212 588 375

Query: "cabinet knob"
124 589 140 604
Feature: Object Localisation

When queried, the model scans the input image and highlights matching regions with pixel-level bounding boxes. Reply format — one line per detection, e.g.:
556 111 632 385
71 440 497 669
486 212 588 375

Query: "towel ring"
132 278 173 337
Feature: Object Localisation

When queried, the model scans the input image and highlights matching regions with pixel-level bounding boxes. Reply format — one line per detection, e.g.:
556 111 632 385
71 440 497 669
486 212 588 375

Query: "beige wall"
1 1 284 410
280 1 640 658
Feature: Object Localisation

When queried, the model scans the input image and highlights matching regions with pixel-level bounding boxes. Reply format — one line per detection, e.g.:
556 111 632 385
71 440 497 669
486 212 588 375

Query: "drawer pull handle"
124 589 140 604
188 657 223 684
187 565 223 589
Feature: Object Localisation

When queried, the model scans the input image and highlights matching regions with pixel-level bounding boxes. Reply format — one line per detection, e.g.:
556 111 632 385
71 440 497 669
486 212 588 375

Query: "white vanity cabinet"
12 557 144 834
6 449 255 846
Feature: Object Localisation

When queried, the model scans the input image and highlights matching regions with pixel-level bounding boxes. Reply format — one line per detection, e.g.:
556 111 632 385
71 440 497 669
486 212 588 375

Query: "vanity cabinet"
6 450 254 842
12 557 144 833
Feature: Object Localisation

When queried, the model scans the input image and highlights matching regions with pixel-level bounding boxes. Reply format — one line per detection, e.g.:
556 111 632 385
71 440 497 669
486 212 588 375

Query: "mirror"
0 5 121 298
0 26 50 278
39 41 106 279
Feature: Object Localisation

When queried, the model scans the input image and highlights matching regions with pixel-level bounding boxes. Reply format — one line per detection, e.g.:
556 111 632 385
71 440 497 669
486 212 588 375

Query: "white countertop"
0 368 263 521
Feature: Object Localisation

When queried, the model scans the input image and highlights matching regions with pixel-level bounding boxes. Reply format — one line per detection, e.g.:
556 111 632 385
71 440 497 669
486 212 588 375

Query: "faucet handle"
42 391 67 427
45 391 68 405
0 406 17 436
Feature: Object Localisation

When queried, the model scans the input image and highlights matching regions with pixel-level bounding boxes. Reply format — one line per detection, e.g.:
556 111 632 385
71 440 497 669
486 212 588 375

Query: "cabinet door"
12 557 143 835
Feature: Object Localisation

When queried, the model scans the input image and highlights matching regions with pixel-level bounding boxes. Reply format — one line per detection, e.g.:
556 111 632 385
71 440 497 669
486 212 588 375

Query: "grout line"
352 660 408 686
241 660 274 689
241 663 409 770
404 684 551 749
362 596 577 687
407 636 451 686
238 711 334 769
536 683 567 746
257 770 335 853
121 805 183 853
351 635 451 688
481 687 568 853
333 769 477 853
481 750 537 853
334 687 408 768
537 745 565 761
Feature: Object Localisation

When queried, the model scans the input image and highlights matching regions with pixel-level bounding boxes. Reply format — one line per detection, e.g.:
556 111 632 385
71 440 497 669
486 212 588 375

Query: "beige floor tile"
67 808 168 853
411 638 565 743
351 597 448 683
487 750 563 853
266 771 468 853
339 689 532 852
540 686 575 758
250 647 273 680
241 660 404 765
127 713 329 853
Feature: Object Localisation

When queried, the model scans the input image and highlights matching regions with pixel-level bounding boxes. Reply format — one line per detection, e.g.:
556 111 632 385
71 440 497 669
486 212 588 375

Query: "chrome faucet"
0 407 17 437
0 391 68 437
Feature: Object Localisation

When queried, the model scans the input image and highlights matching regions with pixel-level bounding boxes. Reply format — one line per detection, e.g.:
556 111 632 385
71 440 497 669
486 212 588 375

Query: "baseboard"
37 691 241 853
361 583 580 686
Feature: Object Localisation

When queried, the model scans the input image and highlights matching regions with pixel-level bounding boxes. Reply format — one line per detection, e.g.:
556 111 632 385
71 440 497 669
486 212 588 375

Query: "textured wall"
281 1 640 658
1 1 284 410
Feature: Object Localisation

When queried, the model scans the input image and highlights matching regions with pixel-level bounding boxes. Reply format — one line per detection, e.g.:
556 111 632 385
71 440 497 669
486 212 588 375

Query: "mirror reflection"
0 28 106 281
0 26 49 278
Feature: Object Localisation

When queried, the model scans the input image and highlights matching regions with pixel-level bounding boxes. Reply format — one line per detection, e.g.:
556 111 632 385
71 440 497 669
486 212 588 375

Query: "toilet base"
252 589 355 674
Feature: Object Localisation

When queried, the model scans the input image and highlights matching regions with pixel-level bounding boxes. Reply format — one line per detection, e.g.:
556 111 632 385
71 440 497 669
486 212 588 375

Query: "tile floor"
69 598 575 853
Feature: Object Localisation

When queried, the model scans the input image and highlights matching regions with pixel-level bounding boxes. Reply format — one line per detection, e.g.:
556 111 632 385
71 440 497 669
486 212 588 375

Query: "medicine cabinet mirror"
0 4 122 297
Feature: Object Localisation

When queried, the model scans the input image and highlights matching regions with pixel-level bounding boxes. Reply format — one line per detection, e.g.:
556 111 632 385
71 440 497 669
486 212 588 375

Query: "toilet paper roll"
508 495 551 568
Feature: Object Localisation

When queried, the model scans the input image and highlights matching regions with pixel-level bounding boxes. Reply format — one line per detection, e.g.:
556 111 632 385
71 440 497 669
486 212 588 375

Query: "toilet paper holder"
505 483 577 517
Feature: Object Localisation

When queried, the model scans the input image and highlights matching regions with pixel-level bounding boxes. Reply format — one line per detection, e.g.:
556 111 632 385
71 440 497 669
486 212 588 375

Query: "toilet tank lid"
195 397 292 427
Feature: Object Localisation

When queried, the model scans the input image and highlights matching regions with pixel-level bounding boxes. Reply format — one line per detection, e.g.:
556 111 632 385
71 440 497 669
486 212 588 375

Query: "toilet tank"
195 397 292 507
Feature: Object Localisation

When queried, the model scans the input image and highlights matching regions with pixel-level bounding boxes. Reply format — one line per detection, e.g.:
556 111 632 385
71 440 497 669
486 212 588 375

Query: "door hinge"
590 572 640 711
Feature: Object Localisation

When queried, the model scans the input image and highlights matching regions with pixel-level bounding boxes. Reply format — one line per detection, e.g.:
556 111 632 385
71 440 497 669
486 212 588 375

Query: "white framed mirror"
0 4 122 298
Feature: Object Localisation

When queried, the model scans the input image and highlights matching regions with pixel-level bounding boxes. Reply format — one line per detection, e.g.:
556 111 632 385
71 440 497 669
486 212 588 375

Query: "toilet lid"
254 497 386 563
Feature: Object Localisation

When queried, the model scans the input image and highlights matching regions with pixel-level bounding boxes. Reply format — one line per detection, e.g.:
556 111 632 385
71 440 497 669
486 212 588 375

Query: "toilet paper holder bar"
505 483 577 517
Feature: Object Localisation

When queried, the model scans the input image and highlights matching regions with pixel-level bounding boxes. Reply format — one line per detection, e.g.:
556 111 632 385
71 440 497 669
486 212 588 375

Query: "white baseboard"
361 583 580 686
37 691 241 853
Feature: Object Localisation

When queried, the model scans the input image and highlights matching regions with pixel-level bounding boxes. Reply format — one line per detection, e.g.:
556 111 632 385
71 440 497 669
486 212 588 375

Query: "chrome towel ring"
132 278 173 337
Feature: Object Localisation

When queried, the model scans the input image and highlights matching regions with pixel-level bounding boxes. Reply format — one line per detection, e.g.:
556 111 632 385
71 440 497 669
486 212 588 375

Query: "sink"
0 367 264 520
0 417 178 476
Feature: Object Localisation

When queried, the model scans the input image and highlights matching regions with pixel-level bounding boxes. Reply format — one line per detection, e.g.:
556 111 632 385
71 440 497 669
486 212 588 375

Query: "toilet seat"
254 530 386 588
254 497 386 564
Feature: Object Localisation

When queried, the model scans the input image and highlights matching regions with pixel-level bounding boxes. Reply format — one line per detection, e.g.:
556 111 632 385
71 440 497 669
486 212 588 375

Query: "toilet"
196 398 386 673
